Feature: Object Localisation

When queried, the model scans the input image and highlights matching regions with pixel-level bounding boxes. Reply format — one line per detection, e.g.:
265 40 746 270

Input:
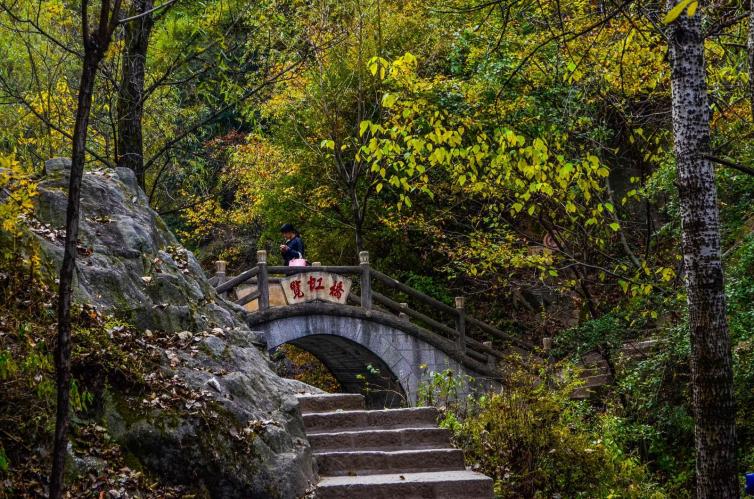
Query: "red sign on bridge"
281 272 352 305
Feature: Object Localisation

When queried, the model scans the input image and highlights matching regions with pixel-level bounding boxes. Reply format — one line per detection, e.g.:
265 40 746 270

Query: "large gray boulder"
32 159 317 498
35 159 235 332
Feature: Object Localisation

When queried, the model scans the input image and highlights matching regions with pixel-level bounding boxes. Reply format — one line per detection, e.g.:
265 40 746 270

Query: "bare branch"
704 154 754 177
118 0 179 23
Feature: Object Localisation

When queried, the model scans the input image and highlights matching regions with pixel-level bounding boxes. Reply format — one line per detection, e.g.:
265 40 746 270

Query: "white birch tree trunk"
666 3 738 497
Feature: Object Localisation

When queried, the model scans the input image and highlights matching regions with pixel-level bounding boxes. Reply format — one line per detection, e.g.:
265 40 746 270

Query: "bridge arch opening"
273 334 406 409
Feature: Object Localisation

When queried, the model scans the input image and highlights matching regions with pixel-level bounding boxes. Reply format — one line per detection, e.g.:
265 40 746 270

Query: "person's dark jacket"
282 235 304 265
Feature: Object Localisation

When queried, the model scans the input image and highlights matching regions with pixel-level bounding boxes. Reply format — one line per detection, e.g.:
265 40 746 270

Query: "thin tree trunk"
50 1 120 495
354 220 364 253
116 0 153 189
350 187 365 253
49 51 99 499
749 0 754 120
666 3 738 497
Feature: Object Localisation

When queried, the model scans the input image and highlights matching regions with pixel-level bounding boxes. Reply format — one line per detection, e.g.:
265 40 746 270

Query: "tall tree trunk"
49 1 119 496
666 4 738 497
116 0 153 189
749 0 754 120
50 53 100 499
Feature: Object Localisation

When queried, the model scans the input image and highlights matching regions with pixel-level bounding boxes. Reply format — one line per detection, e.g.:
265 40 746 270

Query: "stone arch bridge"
211 251 533 407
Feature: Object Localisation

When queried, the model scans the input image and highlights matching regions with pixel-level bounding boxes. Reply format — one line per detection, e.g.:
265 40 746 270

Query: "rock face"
35 159 235 333
33 159 318 498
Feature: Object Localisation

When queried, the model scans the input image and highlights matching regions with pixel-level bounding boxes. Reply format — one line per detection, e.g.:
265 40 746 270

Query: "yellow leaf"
687 1 698 17
663 0 694 24
359 121 370 137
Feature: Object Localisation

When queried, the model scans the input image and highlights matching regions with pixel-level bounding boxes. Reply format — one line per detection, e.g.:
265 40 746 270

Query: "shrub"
439 360 666 498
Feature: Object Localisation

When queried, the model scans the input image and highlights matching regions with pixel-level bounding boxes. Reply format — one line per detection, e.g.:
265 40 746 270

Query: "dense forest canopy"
2 0 754 496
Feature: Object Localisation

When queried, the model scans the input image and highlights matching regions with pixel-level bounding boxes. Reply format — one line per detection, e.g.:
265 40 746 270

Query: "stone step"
620 339 657 358
316 470 494 499
297 393 365 414
304 407 438 434
308 427 452 452
581 352 609 367
580 366 608 377
315 448 465 476
582 373 612 387
570 374 613 399
571 387 593 399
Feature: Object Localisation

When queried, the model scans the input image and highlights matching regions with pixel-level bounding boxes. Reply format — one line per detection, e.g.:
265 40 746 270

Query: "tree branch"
118 0 180 23
0 73 114 167
142 56 307 172
704 154 754 177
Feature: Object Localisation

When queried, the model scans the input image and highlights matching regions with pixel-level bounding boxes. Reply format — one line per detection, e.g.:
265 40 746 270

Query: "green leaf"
609 222 620 231
0 446 8 473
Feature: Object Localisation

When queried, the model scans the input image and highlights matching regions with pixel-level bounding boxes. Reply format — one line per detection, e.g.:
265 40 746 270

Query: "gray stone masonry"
297 393 494 499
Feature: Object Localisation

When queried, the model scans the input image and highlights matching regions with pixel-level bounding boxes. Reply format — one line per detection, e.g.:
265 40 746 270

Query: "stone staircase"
298 393 494 499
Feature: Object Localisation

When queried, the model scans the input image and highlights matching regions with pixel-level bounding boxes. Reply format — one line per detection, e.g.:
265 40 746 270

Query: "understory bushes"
426 230 754 498
421 363 667 498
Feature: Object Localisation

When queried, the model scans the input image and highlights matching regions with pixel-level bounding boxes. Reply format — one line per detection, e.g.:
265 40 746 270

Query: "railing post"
215 260 227 297
483 341 496 370
359 251 372 310
399 302 409 321
455 296 466 354
215 260 227 277
542 337 552 353
312 261 321 267
543 336 553 362
257 250 269 310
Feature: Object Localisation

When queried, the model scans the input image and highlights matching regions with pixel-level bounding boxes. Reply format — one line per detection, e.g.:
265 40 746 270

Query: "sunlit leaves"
367 56 389 79
178 134 303 247
0 155 38 264
663 0 699 24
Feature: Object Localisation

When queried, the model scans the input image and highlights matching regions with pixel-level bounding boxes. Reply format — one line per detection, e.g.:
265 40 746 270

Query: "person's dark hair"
280 223 295 233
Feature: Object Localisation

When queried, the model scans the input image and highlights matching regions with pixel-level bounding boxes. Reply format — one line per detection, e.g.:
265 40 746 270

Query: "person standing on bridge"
279 223 306 266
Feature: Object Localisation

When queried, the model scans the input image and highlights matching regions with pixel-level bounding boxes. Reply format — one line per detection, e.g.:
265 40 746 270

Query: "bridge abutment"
246 305 497 406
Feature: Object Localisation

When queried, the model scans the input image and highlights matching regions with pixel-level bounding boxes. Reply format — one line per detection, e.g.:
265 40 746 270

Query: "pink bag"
289 258 308 267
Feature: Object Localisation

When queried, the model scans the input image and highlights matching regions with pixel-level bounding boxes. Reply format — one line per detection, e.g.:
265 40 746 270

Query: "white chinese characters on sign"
280 272 352 305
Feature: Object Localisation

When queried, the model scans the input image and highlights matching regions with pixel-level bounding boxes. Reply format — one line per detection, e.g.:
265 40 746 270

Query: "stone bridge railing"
211 251 533 371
